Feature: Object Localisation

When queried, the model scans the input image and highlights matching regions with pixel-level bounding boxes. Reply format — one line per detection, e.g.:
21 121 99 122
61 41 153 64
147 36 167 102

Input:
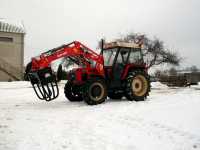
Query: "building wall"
0 70 13 81
0 31 24 81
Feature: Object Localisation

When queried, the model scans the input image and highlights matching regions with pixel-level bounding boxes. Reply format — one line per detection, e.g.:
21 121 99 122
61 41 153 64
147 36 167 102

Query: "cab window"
103 48 117 66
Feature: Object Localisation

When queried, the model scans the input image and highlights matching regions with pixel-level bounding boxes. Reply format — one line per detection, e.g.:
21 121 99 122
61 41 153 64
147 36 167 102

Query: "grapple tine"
28 74 45 100
28 67 59 101
34 83 46 100
53 81 59 98
50 83 55 98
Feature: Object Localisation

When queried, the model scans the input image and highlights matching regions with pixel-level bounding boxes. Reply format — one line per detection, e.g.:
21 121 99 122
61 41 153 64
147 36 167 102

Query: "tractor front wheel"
125 71 150 101
83 79 107 105
64 81 83 102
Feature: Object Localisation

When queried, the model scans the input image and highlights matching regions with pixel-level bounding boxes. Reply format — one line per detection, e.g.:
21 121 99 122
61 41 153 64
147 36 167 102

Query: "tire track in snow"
115 115 200 150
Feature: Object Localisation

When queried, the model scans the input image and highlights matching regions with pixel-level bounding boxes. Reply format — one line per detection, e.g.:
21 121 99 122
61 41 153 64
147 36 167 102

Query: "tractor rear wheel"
83 79 107 105
125 71 150 101
64 81 83 102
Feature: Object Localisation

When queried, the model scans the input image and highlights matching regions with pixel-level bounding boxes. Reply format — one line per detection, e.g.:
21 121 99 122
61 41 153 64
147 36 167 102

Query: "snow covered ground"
0 81 200 150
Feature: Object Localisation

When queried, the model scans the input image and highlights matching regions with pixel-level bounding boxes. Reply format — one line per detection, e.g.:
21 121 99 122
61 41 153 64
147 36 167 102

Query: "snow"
0 81 200 150
151 81 169 89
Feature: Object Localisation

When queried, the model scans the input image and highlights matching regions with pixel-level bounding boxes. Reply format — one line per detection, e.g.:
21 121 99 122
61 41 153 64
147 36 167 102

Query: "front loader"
25 40 150 105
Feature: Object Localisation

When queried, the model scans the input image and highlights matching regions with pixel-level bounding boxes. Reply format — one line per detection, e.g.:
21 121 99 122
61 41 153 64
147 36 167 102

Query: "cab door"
103 48 118 80
112 48 130 80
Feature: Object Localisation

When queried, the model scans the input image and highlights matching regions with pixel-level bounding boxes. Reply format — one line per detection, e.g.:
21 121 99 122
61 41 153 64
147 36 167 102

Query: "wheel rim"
132 75 148 96
89 82 105 101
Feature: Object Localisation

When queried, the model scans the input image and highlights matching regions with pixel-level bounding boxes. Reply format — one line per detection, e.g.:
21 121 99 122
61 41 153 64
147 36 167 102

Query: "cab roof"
103 41 142 49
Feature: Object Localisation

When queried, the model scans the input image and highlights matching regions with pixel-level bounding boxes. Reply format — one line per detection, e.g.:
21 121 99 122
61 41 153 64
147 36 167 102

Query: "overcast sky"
1 0 200 68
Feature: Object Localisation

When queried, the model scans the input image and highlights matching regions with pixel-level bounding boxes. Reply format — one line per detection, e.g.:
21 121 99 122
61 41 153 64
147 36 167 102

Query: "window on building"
0 37 13 42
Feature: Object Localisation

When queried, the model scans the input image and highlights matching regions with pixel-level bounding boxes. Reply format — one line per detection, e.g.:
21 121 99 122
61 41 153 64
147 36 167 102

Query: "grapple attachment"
28 67 59 101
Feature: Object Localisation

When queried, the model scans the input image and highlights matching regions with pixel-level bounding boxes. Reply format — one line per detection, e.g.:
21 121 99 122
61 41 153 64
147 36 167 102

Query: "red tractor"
25 40 150 105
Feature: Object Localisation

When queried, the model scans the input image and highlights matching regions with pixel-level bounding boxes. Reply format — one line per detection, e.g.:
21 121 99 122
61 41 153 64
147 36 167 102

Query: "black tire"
125 70 150 101
64 81 83 102
83 79 107 105
108 91 123 99
24 62 32 81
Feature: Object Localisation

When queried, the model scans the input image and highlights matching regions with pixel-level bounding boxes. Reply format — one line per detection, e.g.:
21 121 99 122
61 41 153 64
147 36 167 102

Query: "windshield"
103 48 118 66
116 48 129 64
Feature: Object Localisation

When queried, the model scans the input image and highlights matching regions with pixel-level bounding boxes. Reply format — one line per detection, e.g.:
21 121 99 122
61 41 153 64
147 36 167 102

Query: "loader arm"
31 41 104 75
27 41 104 101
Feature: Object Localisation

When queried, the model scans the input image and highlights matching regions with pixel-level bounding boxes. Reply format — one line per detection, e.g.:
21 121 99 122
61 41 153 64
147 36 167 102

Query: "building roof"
0 19 25 34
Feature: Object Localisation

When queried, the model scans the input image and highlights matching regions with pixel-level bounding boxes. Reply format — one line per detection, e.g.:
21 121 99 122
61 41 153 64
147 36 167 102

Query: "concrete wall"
0 70 13 81
0 31 24 81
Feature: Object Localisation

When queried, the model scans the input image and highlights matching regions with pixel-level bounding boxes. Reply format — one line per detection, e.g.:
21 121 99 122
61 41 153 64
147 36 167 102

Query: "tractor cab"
102 41 145 81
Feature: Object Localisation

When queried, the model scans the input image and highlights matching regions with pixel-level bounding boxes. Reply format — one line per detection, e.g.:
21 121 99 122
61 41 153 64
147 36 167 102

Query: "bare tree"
116 33 182 69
